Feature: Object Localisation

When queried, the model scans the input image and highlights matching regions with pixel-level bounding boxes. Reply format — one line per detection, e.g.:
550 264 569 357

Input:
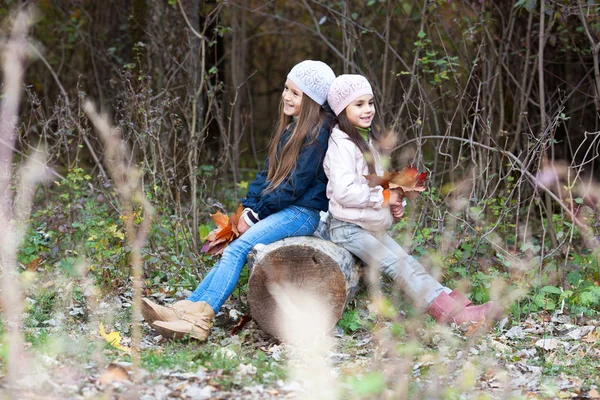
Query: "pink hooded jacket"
323 126 394 232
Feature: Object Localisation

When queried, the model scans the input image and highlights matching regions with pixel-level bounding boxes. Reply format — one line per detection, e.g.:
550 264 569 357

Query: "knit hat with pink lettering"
327 74 373 116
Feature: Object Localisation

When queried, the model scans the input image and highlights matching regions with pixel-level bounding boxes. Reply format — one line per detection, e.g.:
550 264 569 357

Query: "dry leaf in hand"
389 166 427 190
364 170 397 189
201 205 244 256
364 166 428 199
99 323 130 353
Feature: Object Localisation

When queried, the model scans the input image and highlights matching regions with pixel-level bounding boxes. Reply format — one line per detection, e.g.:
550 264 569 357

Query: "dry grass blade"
83 100 155 386
0 8 45 391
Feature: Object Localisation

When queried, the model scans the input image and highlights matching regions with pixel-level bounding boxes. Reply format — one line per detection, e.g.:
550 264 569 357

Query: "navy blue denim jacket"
241 118 332 220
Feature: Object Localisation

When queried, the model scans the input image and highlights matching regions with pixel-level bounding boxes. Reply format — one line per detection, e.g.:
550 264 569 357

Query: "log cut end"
247 236 361 338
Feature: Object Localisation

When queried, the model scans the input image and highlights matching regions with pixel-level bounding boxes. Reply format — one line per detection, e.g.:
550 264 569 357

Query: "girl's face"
345 94 375 128
282 79 303 117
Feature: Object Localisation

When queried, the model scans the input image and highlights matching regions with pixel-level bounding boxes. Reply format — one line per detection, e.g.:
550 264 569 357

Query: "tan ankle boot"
152 301 215 341
141 298 195 325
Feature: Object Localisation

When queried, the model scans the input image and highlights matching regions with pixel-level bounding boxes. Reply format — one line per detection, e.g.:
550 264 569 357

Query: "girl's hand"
237 217 251 235
390 202 405 219
388 189 400 205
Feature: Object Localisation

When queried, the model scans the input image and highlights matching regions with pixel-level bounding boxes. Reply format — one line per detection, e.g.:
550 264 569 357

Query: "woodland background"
1 0 600 398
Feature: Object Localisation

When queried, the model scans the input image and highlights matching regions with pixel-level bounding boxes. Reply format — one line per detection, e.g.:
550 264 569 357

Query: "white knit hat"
327 74 373 116
287 60 336 105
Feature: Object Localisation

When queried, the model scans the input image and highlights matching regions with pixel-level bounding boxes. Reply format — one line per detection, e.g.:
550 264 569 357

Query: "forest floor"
2 275 600 400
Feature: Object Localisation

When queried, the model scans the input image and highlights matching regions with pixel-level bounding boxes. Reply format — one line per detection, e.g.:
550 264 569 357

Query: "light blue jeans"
188 206 320 313
329 216 450 308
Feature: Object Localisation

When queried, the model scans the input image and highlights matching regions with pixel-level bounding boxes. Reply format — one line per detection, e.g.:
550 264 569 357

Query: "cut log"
247 236 362 338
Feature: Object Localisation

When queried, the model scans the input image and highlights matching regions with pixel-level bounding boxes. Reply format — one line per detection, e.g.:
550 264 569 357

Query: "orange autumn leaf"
201 205 244 256
211 211 230 229
365 166 428 199
389 166 428 190
229 205 243 236
364 170 398 189
464 317 492 336
205 230 217 242
214 225 234 241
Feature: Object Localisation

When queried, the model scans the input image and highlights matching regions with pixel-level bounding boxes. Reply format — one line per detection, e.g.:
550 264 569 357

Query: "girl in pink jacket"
323 74 503 325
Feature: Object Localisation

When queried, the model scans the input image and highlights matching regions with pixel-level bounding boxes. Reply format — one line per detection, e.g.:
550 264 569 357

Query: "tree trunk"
247 236 362 338
227 3 246 188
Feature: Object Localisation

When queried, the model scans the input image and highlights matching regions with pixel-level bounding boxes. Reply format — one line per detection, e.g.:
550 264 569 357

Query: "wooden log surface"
247 236 362 338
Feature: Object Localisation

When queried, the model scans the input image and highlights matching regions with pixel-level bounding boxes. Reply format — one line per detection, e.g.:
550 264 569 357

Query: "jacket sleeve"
326 138 385 209
252 128 328 220
241 159 269 210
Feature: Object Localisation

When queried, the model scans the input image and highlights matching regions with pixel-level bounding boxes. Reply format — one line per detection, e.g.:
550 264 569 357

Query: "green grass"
24 290 56 329
141 338 286 389
142 341 206 371
539 347 600 387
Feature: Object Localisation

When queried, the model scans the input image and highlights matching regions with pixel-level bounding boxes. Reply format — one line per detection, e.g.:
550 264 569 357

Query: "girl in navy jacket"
141 60 336 341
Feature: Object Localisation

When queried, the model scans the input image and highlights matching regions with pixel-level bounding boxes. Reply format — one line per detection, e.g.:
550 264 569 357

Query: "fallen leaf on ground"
26 257 41 272
42 280 55 288
491 340 511 352
505 326 525 339
464 318 492 336
535 338 560 351
231 314 252 335
582 328 599 343
588 388 600 399
97 363 130 385
99 322 130 353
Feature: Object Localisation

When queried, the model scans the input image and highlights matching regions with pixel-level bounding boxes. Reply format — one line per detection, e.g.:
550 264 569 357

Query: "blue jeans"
329 217 450 308
188 206 320 313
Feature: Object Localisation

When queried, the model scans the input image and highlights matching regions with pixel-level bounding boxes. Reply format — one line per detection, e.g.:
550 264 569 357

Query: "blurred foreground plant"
0 7 50 390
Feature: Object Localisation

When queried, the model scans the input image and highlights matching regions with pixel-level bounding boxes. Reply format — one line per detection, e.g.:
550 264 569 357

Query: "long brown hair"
337 111 379 174
264 95 331 193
